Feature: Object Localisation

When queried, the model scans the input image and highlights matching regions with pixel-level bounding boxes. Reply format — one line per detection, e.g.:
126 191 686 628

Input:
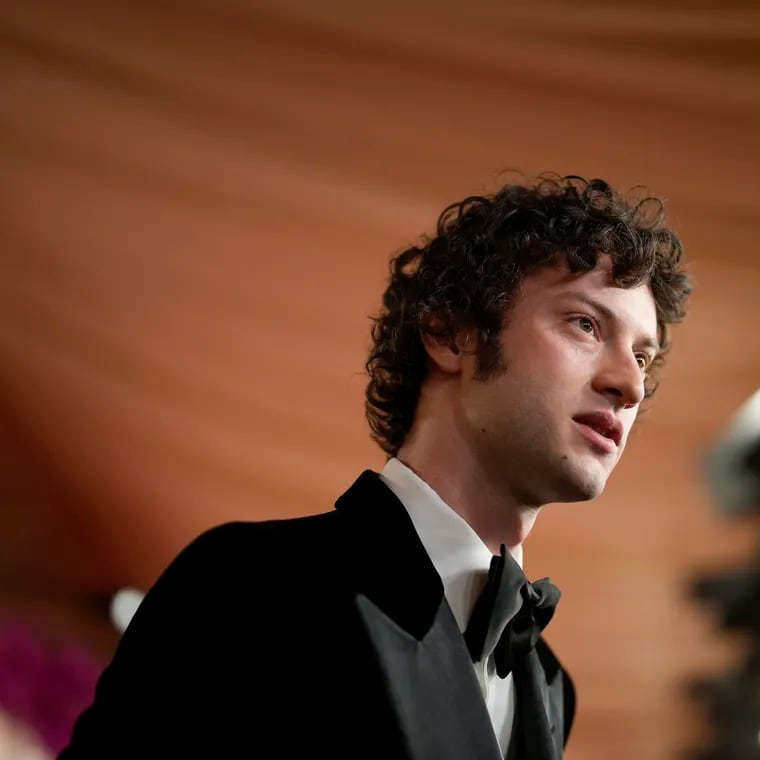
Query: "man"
58 174 692 759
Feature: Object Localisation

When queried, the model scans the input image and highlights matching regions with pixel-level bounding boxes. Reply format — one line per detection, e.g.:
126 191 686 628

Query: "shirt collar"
379 457 523 633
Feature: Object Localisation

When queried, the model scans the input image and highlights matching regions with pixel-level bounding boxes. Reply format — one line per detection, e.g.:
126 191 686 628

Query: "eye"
635 354 650 372
571 315 597 336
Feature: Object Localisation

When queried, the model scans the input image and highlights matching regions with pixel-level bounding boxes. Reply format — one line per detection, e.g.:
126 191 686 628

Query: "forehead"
518 259 659 344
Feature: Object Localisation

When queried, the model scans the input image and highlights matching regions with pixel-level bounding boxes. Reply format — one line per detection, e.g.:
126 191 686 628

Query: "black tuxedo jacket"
59 470 575 759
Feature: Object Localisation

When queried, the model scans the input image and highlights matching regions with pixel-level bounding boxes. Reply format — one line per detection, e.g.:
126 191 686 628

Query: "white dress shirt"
380 457 522 755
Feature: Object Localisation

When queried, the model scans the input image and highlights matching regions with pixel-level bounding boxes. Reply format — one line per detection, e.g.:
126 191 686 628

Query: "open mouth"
572 412 622 453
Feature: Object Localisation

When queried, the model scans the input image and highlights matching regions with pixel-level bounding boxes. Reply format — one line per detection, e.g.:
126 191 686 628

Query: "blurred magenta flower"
0 617 104 755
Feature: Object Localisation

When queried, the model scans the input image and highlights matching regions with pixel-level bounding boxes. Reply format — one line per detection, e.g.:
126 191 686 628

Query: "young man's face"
457 256 659 507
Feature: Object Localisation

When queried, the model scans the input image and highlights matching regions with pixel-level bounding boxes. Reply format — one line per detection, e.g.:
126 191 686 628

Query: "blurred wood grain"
1 1 759 756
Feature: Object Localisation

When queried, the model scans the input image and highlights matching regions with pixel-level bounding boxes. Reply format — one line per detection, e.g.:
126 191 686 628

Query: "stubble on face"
458 258 657 510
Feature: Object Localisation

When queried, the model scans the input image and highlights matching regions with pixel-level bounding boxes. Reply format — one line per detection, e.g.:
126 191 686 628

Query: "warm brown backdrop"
2 0 760 757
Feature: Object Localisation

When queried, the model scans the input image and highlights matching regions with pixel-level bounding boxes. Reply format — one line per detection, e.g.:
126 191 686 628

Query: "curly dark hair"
364 173 692 457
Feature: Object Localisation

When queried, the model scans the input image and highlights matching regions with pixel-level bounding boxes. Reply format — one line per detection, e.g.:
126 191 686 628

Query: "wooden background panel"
1 1 760 758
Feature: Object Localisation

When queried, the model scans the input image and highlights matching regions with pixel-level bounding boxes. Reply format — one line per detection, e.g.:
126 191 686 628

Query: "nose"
593 350 647 409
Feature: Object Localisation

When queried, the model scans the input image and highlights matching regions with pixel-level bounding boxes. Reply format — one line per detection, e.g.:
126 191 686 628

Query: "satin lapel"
336 471 502 760
535 637 575 748
356 592 502 760
509 640 572 760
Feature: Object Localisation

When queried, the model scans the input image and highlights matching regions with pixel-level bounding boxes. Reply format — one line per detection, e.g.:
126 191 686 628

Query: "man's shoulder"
188 467 388 553
180 509 343 565
138 509 348 615
152 469 391 592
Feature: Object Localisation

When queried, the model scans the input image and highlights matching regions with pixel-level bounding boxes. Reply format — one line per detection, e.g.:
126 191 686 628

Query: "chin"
576 452 614 494
574 481 605 502
521 455 609 505
554 466 608 503
531 476 603 506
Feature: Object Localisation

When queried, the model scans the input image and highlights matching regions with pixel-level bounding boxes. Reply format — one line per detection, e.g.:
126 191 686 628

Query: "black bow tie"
463 544 561 678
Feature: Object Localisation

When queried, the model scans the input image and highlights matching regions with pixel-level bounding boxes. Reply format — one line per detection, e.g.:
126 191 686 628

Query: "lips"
572 411 623 447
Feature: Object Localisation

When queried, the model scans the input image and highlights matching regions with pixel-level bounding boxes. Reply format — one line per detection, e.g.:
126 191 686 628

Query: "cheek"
526 333 590 376
619 411 639 446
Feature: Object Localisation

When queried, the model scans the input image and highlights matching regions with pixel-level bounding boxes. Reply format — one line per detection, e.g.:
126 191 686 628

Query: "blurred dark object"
682 389 760 760
682 650 760 760
691 561 760 632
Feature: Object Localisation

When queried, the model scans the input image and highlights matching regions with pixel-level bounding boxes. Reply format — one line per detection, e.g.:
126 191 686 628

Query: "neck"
396 376 541 555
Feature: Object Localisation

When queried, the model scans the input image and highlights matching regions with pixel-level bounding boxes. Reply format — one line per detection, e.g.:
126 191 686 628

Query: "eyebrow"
564 292 661 354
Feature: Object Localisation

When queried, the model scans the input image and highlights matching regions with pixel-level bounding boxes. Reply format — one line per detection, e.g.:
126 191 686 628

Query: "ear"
420 319 472 375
